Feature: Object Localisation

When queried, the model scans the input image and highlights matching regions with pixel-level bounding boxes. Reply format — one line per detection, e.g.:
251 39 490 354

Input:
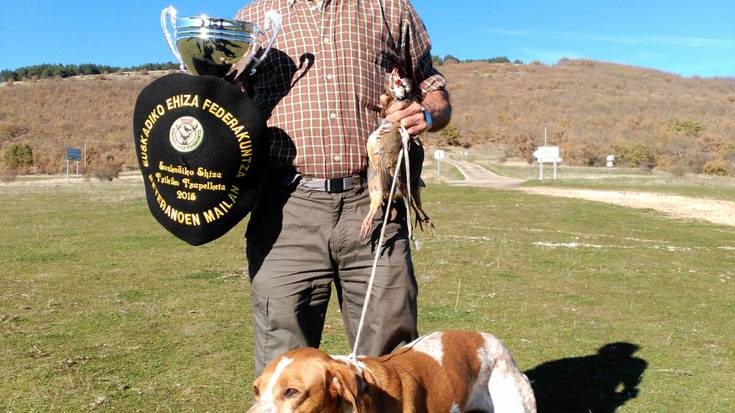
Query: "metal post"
436 160 440 178
539 161 544 180
553 160 557 180
66 159 70 181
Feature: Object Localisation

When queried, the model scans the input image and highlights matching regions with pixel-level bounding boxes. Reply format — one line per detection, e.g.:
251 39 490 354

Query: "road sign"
65 147 82 181
66 148 82 161
433 149 445 178
606 154 615 178
533 146 560 163
534 146 561 180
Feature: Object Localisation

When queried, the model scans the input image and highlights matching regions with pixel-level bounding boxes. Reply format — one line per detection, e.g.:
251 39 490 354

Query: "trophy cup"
160 6 281 77
133 6 281 246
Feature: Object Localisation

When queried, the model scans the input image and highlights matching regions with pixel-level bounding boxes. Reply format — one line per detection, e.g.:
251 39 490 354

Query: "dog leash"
350 125 415 360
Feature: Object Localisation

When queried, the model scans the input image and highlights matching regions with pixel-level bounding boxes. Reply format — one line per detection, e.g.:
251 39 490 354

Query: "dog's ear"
328 361 368 413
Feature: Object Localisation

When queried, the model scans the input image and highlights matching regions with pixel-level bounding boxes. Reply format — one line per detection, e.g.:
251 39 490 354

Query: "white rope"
399 127 416 247
350 145 405 359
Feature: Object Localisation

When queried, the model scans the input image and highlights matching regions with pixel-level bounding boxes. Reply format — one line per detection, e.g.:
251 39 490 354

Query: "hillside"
440 59 735 171
1 60 734 175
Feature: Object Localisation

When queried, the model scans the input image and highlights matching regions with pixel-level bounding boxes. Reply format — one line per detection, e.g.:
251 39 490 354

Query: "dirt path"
519 187 735 227
445 157 735 227
445 157 524 188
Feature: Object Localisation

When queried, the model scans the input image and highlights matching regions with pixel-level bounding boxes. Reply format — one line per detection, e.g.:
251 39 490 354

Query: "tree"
3 143 34 168
512 134 537 164
443 55 460 65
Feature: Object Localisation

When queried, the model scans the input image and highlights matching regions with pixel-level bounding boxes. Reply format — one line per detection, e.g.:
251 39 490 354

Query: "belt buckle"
351 175 361 190
326 178 343 193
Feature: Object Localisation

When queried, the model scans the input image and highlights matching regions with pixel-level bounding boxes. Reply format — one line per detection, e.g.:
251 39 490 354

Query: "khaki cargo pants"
245 175 418 375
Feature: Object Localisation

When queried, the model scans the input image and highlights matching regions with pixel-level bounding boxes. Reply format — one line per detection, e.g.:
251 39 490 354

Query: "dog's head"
247 348 369 413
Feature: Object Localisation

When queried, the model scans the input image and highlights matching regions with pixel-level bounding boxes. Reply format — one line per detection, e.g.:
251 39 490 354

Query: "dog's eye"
253 386 260 398
283 387 300 399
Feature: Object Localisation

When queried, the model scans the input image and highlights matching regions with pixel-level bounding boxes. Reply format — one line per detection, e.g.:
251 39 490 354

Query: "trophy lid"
133 73 267 245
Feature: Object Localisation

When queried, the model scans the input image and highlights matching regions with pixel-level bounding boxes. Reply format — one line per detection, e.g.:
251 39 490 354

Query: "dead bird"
360 69 434 240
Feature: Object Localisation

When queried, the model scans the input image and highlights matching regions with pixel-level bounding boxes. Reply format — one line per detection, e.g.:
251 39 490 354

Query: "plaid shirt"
236 0 446 178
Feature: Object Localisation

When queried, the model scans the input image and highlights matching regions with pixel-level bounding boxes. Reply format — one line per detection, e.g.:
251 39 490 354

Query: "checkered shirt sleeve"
237 0 446 178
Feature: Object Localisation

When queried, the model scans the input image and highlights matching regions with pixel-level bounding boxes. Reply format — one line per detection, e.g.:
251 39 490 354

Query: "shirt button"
333 155 342 162
326 74 333 80
323 37 331 45
329 113 337 119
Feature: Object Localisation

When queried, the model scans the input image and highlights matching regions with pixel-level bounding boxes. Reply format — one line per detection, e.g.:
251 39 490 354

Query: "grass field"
1 180 734 412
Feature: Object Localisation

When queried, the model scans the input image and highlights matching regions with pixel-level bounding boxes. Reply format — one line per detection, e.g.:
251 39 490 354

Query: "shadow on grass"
525 342 647 413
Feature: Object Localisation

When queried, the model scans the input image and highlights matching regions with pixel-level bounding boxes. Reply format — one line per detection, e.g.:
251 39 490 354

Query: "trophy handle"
161 6 186 72
248 10 282 75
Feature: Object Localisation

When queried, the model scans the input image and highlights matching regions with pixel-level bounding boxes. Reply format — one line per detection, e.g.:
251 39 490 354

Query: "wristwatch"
421 106 433 131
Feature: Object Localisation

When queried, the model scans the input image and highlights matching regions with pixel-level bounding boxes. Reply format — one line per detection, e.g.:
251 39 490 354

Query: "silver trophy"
161 5 281 77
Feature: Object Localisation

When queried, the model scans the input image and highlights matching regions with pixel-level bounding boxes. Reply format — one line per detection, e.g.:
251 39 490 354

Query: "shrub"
91 156 124 181
0 121 29 138
0 168 17 183
673 119 705 137
613 141 650 167
3 143 33 169
703 159 733 176
440 124 462 146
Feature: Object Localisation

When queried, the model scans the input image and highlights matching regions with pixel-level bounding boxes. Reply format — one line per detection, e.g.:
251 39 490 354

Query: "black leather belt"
298 174 365 193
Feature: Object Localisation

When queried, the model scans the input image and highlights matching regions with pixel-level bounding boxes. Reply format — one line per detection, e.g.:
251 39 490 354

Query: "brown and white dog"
247 331 536 413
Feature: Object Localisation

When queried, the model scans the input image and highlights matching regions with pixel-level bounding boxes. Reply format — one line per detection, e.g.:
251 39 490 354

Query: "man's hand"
384 89 451 136
384 100 427 136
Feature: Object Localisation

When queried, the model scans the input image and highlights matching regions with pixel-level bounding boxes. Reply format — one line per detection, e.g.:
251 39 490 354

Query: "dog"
247 331 536 413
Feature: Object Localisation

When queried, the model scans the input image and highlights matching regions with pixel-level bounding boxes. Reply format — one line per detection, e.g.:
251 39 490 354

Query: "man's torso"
237 0 414 178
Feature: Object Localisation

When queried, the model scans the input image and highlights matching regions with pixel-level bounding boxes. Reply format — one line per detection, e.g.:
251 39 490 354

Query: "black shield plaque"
133 73 266 245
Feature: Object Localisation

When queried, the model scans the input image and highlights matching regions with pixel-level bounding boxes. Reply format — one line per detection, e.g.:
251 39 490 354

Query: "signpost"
533 146 562 180
606 154 615 179
66 147 81 181
433 149 445 178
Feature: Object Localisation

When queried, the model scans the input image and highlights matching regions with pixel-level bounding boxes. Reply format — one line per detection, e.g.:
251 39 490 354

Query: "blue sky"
1 0 733 77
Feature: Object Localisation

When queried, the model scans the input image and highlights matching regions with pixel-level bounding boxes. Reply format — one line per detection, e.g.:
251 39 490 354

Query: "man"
236 0 451 375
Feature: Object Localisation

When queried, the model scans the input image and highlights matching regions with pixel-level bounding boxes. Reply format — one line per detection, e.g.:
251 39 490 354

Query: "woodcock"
360 70 434 240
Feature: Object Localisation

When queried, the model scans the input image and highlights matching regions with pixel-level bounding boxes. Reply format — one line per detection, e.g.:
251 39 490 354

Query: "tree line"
432 55 523 66
2 58 519 82
0 62 179 82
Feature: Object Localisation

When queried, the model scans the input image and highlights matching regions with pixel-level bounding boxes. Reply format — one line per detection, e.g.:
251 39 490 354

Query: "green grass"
1 181 734 411
422 159 465 182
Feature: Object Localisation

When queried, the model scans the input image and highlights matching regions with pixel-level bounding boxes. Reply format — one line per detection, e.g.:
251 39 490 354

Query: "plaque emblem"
170 116 204 152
